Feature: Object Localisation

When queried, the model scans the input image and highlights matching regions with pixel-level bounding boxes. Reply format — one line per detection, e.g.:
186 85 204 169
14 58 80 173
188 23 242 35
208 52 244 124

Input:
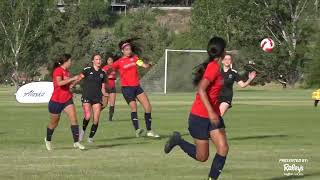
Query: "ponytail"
52 53 72 71
192 37 226 86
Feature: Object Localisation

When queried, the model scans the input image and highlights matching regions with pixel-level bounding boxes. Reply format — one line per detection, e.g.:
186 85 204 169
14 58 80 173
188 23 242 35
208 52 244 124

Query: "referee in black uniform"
219 54 256 116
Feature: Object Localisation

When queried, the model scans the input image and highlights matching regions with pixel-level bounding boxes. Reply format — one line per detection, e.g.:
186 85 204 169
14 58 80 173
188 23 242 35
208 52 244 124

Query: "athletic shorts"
107 87 116 94
188 113 226 140
121 86 144 104
218 96 233 108
81 96 103 105
48 98 74 114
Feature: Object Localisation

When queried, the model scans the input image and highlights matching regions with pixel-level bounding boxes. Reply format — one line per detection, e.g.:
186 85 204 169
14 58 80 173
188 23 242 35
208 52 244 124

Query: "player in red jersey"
45 54 85 151
102 56 117 121
164 37 228 180
113 39 160 138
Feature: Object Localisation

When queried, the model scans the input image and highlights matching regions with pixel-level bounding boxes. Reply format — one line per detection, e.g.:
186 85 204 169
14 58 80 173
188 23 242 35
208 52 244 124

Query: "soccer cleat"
146 130 160 138
135 128 145 138
87 138 94 144
164 131 181 154
73 142 85 150
79 129 85 142
44 137 53 151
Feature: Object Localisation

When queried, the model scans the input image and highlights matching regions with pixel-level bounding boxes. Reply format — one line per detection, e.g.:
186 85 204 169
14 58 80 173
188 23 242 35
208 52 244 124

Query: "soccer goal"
140 49 208 94
140 49 236 94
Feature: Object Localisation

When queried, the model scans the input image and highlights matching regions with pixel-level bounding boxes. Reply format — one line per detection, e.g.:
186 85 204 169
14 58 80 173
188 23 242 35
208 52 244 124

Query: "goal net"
140 49 209 94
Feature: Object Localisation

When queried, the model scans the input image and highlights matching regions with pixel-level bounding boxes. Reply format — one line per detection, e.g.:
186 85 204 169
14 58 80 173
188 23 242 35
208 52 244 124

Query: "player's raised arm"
136 58 152 69
237 71 256 88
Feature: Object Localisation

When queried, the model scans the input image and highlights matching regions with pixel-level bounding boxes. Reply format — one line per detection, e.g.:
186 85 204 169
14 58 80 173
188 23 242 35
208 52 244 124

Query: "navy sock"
315 100 319 107
46 127 54 141
209 153 227 179
71 125 79 142
131 112 139 130
82 118 89 131
144 113 152 131
178 139 197 160
89 123 99 138
109 106 115 121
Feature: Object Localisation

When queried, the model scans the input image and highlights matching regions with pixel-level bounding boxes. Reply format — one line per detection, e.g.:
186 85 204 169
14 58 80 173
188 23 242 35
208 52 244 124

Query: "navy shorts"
188 113 226 140
218 96 233 108
81 96 102 105
48 98 74 114
121 86 144 104
107 87 116 94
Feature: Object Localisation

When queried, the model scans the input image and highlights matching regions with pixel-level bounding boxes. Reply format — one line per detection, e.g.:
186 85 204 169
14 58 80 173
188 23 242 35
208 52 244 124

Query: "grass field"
0 87 319 180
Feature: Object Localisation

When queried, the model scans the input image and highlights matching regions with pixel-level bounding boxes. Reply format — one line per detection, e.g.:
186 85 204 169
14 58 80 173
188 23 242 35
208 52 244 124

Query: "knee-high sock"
71 125 79 142
46 127 54 141
144 113 152 131
131 112 139 130
178 139 197 160
89 123 99 138
208 153 227 179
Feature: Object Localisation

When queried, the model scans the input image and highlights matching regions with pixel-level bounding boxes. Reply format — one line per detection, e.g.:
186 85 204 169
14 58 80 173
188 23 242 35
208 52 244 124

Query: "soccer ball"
260 38 275 52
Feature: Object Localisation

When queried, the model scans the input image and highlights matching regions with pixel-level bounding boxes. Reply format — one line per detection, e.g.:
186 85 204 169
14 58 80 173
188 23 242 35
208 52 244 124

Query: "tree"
78 0 110 28
190 0 315 86
46 5 92 76
0 0 52 88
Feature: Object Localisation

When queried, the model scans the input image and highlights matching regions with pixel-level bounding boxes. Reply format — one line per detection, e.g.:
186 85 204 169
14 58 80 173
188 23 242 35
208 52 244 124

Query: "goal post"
140 49 235 94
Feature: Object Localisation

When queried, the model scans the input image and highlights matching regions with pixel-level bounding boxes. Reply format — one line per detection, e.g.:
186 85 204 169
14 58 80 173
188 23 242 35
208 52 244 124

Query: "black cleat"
164 131 181 154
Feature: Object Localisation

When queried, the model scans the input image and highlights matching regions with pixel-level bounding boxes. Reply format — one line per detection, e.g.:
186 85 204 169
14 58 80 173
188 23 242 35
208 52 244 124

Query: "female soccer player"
45 54 85 151
164 37 228 180
113 39 159 138
219 54 256 116
74 53 108 143
102 56 117 121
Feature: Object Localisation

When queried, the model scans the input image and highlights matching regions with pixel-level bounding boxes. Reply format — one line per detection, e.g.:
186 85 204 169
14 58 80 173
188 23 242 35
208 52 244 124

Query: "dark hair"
192 37 226 86
53 53 72 70
118 38 142 56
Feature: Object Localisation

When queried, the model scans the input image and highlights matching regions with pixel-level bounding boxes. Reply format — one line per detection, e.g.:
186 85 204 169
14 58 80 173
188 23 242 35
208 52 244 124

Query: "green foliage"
46 6 92 75
79 0 110 28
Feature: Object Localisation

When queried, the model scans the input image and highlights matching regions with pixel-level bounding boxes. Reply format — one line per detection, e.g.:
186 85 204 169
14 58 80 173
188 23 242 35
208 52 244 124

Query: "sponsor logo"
123 62 136 69
228 74 233 79
100 74 104 78
23 90 45 97
279 158 308 177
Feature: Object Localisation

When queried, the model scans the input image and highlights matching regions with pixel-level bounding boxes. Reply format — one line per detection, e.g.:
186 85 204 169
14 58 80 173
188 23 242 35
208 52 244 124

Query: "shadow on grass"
229 134 288 141
57 141 150 150
0 132 6 135
268 172 320 180
100 133 190 141
92 141 149 149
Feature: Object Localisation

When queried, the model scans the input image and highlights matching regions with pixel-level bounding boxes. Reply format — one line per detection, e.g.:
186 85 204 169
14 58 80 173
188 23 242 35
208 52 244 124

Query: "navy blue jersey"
81 67 106 99
220 68 241 99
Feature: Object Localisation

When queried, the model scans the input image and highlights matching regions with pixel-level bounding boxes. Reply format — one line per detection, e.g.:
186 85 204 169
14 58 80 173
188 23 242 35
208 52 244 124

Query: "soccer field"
0 87 319 180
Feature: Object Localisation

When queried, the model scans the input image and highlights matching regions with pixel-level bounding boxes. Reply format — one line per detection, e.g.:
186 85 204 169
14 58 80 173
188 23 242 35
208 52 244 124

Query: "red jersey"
191 60 223 118
50 67 73 103
112 56 140 87
102 65 116 88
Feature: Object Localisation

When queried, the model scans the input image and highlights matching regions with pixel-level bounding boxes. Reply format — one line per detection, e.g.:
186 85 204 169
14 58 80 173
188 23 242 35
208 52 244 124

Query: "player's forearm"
57 78 75 86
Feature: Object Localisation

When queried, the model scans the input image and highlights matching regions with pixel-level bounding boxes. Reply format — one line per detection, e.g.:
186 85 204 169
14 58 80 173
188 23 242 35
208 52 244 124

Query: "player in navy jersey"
72 53 108 143
219 54 256 116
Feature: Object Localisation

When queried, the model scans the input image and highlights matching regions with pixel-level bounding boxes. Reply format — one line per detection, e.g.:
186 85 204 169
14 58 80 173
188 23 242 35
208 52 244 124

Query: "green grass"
0 87 319 180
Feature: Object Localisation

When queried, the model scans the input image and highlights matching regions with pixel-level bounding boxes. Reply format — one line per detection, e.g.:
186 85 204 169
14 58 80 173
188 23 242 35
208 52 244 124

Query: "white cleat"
79 129 85 142
87 138 94 144
73 142 85 150
44 137 53 151
135 128 145 138
147 130 160 138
